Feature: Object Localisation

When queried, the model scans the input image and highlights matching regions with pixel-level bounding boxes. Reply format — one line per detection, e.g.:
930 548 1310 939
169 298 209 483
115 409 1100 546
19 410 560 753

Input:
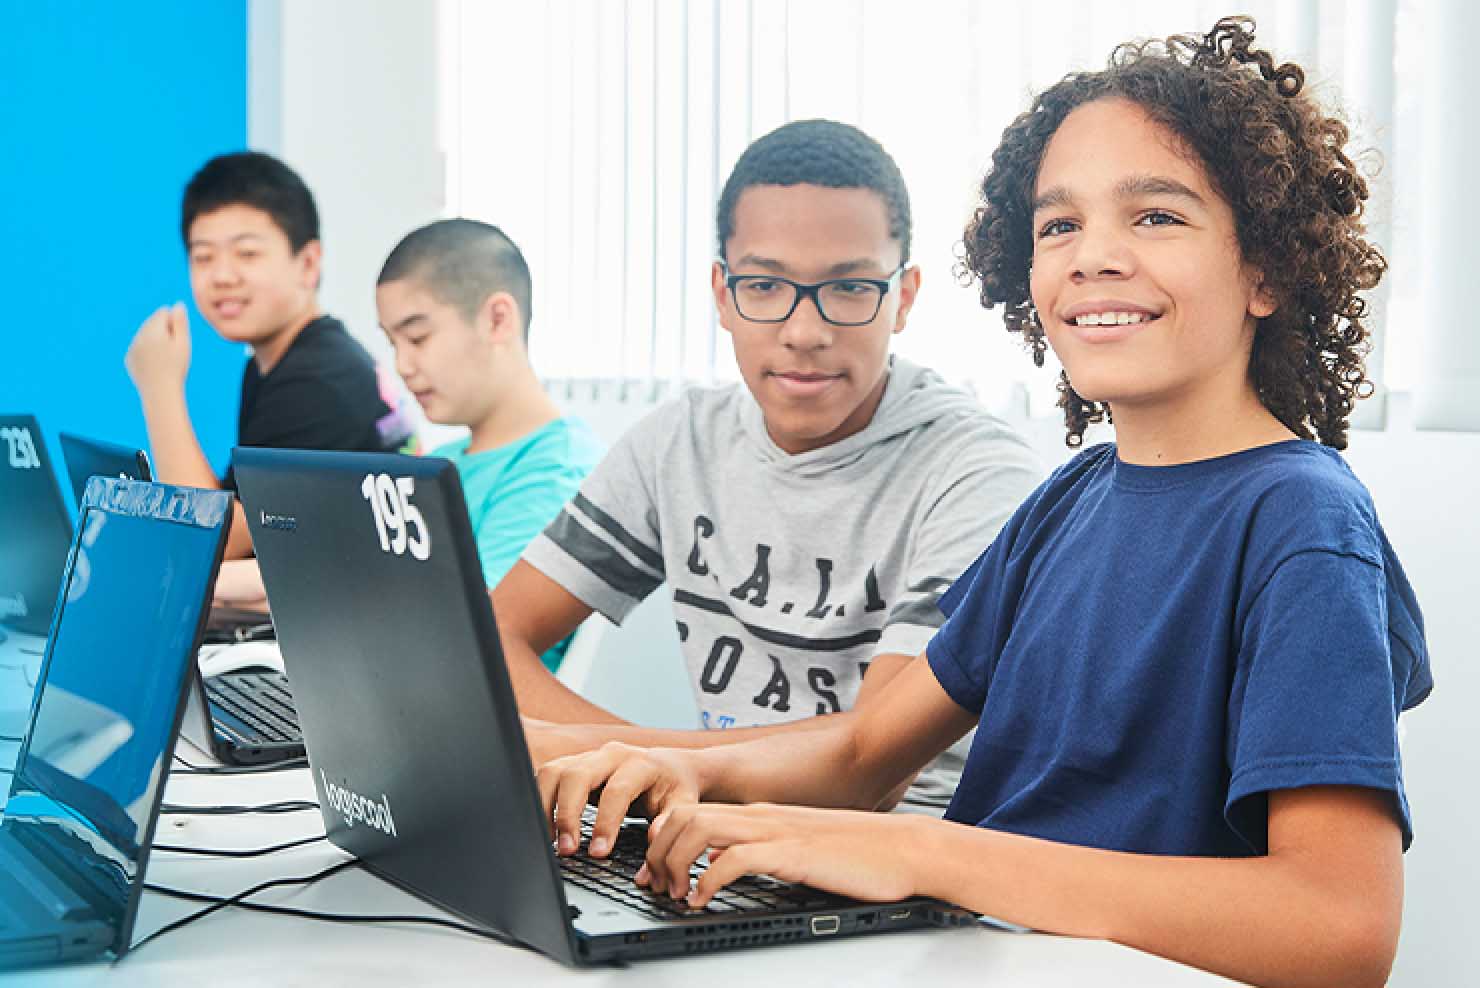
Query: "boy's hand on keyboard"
538 742 701 859
638 803 925 908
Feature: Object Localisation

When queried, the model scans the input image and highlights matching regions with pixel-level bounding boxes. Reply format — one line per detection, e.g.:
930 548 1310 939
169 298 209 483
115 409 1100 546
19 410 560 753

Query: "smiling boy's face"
713 184 919 456
1028 98 1276 416
186 203 320 345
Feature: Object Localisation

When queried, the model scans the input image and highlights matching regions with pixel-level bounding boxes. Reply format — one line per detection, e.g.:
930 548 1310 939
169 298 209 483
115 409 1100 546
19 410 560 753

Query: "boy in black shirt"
125 152 413 559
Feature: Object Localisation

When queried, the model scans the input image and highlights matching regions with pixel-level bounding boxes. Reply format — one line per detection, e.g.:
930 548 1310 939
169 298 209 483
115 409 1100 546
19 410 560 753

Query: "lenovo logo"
259 510 298 533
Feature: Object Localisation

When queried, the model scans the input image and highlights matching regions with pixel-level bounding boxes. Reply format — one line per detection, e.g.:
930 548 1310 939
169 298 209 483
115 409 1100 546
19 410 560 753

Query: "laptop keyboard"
558 814 844 920
0 832 95 924
206 672 301 744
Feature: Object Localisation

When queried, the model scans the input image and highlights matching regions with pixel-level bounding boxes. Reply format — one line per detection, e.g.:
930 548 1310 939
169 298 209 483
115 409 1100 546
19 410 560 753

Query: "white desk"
1 751 1240 987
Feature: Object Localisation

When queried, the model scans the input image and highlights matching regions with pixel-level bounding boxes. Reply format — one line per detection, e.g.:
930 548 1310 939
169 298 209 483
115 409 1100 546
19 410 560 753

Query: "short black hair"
181 151 319 252
716 119 911 262
377 219 534 341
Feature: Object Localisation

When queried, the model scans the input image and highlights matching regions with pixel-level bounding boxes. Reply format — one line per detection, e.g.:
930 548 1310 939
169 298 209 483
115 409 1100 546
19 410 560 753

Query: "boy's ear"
892 264 922 334
296 239 323 293
1249 269 1278 320
711 261 734 334
483 290 524 345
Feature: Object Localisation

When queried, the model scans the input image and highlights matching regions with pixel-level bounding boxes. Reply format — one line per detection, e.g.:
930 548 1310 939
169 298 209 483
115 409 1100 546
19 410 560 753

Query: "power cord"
160 800 318 816
171 753 308 775
152 834 329 858
147 886 525 946
133 859 528 956
125 858 361 958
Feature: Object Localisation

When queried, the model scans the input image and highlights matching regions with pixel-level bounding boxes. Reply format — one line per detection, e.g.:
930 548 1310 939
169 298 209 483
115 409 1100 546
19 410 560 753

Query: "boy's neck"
1111 382 1299 466
465 365 562 454
251 304 322 374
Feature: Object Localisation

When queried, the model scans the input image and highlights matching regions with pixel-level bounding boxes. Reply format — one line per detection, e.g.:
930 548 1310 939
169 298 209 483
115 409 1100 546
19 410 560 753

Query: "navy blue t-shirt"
926 440 1431 856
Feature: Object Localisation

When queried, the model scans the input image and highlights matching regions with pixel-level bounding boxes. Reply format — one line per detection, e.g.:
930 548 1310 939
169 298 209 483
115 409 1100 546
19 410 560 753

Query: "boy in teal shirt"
377 219 602 669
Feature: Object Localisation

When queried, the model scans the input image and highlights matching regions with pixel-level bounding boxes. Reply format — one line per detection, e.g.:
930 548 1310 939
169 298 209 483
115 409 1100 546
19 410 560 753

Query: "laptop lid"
234 447 579 964
0 415 74 636
58 433 152 509
1 478 231 959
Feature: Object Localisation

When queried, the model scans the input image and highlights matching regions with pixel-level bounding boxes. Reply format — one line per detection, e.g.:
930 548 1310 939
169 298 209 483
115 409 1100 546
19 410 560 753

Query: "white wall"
251 4 1478 983
249 0 443 373
1343 409 1480 987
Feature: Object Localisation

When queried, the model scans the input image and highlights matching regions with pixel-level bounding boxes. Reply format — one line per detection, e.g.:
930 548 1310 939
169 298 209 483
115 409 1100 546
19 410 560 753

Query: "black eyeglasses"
721 263 905 327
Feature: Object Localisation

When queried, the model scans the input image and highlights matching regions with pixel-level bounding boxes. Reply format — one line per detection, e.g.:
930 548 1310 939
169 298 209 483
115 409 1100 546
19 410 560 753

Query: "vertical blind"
442 0 1442 425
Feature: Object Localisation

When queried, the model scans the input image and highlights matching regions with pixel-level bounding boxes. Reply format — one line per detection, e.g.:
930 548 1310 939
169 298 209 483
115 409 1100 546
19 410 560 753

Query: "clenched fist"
126 302 192 397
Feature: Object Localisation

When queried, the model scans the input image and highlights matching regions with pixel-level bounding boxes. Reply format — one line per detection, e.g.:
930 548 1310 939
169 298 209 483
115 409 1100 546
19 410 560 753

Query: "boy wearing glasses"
494 120 1040 807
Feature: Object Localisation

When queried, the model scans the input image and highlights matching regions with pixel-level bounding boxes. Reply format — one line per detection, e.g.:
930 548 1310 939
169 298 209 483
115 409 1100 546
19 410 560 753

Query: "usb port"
888 908 912 921
810 915 841 936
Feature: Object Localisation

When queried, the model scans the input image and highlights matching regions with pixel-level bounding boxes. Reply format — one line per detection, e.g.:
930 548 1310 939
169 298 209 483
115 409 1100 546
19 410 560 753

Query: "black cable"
171 753 308 775
152 834 329 858
144 881 525 948
0 734 22 743
123 858 360 959
160 800 318 816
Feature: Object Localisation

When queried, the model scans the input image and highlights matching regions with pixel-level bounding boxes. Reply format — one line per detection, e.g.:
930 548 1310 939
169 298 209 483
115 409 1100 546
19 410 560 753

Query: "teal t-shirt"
432 417 604 671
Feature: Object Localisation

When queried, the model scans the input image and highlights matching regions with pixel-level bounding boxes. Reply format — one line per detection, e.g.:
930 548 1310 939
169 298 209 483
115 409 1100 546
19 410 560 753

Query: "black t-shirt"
222 315 413 489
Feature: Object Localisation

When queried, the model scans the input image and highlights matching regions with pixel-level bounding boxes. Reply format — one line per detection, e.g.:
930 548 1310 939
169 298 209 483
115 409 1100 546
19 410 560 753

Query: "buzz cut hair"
377 218 534 341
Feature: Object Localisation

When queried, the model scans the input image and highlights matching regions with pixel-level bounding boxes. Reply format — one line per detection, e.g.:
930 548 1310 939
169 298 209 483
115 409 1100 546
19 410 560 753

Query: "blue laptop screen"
0 481 227 951
0 414 74 636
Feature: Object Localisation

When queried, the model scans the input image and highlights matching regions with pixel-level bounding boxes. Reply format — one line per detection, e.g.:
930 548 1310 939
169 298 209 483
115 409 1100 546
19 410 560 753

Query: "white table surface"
0 742 1241 988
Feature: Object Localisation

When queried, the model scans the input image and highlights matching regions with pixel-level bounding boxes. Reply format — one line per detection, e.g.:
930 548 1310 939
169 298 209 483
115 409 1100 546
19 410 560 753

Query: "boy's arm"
660 787 1401 988
908 786 1400 988
495 561 919 755
127 304 253 559
540 656 978 846
554 657 1400 988
492 559 620 724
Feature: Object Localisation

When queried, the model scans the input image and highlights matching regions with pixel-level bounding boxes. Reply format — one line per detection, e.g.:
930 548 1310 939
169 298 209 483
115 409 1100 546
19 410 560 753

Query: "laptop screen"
59 433 152 509
1 479 228 954
0 415 74 636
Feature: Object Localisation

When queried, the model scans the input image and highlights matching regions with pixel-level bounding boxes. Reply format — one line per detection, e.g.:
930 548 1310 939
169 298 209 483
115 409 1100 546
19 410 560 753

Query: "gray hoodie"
524 357 1042 802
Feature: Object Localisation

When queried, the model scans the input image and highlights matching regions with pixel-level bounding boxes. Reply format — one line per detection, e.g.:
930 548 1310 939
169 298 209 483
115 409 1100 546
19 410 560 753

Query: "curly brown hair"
960 16 1385 449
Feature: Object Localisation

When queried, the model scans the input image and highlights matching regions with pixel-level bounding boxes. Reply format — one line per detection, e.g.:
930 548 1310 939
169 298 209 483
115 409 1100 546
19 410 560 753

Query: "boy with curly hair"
535 19 1432 988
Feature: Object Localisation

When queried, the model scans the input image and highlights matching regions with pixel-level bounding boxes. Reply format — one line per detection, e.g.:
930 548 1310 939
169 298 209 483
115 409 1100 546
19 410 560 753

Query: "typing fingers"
538 754 606 854
588 757 662 858
645 804 778 901
689 841 792 909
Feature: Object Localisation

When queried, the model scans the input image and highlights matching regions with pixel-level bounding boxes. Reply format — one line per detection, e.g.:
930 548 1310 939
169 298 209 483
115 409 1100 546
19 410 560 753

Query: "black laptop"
60 427 277 646
57 432 153 508
177 653 304 767
0 477 231 969
235 447 971 965
0 415 75 639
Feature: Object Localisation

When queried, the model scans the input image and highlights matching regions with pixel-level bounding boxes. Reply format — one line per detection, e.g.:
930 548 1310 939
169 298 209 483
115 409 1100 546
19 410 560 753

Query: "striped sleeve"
521 412 668 624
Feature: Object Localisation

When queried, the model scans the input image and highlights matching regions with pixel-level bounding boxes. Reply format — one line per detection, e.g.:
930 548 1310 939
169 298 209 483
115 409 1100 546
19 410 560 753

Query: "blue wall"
0 2 248 482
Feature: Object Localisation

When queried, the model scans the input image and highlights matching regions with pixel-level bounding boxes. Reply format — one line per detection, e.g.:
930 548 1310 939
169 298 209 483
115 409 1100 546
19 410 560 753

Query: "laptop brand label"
0 592 27 619
259 510 298 532
321 770 399 837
